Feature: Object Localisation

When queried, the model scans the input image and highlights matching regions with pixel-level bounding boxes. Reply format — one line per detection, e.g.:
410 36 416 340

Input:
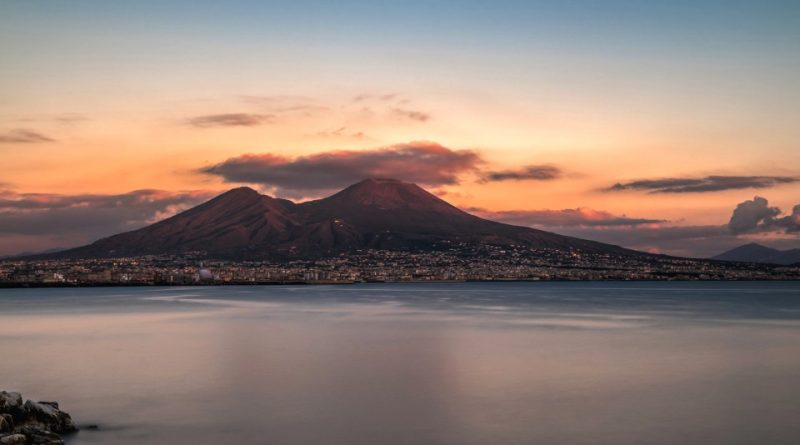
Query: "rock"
0 392 76 445
17 427 64 445
0 434 26 445
0 393 24 423
0 414 12 433
23 401 77 433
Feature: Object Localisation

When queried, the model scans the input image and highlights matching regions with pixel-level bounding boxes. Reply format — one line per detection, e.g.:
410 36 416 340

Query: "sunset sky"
1 0 799 257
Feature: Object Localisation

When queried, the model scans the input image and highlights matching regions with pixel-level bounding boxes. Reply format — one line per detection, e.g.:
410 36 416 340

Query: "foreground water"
1 282 799 445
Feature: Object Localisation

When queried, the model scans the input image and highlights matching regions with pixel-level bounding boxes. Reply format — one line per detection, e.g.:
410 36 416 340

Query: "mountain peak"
349 177 415 190
357 177 405 184
323 178 456 212
222 186 260 197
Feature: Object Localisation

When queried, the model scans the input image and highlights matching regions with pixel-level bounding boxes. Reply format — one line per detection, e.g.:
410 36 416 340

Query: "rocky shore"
0 392 77 445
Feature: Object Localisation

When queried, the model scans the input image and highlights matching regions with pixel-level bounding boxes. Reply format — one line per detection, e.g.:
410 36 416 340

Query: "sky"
1 0 799 257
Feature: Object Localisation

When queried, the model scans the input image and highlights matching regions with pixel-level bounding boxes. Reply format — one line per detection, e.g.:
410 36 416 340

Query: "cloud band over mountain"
200 141 481 197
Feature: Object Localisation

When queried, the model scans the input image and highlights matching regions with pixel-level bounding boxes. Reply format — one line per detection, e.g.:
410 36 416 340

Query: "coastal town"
2 244 798 286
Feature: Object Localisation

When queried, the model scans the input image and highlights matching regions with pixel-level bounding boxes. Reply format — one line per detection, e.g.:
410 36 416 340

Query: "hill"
713 243 800 265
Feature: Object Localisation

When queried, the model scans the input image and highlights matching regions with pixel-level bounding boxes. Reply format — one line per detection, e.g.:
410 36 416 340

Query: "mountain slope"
43 178 640 260
713 243 800 265
296 179 629 253
55 187 299 258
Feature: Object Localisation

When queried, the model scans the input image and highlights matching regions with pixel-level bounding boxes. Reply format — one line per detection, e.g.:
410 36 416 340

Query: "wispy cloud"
313 127 369 140
391 108 430 122
238 95 330 117
605 175 798 193
200 141 481 198
353 93 398 102
0 129 55 143
239 94 317 104
185 113 273 128
480 165 561 182
53 113 89 125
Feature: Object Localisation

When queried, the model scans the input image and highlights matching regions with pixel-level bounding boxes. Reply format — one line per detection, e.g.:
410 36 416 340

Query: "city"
2 244 798 287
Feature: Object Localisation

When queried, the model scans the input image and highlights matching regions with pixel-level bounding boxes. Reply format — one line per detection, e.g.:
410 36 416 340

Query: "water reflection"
1 282 799 445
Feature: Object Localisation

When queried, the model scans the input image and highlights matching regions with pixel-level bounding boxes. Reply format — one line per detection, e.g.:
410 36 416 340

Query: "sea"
1 282 799 445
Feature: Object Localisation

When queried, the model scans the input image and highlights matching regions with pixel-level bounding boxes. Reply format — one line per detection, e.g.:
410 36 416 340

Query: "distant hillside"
2 247 67 260
35 178 640 260
713 243 800 265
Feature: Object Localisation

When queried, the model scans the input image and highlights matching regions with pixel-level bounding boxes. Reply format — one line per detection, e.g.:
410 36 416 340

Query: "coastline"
2 276 799 289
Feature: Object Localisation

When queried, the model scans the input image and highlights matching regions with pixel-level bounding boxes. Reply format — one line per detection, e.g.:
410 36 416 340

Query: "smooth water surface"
1 282 799 445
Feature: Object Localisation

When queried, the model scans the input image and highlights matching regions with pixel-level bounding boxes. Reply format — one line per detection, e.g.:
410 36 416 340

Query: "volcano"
44 178 638 259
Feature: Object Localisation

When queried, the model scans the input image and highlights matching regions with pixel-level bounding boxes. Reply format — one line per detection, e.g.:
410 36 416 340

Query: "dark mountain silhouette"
713 242 800 265
41 178 641 260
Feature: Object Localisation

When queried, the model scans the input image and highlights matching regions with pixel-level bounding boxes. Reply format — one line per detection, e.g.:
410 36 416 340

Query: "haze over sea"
2 282 800 445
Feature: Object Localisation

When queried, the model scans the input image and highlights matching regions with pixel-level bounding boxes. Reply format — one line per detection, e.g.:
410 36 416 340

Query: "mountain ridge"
34 178 641 260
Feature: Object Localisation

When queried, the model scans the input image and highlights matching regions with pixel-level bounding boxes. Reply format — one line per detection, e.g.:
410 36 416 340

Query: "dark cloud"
480 165 561 182
200 141 481 198
781 205 800 232
185 113 273 128
606 175 798 193
0 129 55 143
470 207 664 227
391 108 430 122
0 190 215 255
728 196 800 234
728 196 781 234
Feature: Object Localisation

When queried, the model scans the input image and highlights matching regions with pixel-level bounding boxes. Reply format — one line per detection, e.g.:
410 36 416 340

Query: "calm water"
1 282 800 445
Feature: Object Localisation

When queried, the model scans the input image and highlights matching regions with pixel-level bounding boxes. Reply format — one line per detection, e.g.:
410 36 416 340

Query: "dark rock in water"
0 433 26 445
23 400 76 433
0 392 78 445
17 426 64 445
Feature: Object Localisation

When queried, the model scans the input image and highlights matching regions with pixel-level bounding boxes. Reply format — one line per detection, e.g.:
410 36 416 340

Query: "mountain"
713 243 800 265
40 178 640 260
